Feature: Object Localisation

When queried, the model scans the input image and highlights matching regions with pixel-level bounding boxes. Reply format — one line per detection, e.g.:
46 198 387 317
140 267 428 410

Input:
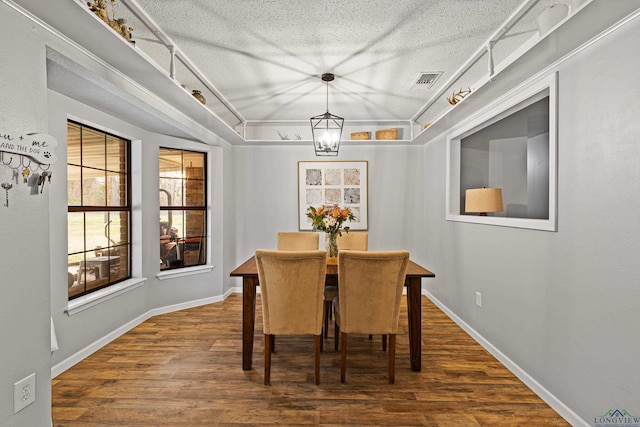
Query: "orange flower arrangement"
306 204 355 235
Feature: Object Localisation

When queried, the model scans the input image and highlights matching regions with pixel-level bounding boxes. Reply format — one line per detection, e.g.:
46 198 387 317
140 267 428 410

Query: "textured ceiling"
11 0 576 135
117 0 571 125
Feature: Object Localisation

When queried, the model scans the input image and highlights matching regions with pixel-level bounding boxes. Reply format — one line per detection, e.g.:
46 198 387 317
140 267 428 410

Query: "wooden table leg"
242 276 258 370
406 277 422 371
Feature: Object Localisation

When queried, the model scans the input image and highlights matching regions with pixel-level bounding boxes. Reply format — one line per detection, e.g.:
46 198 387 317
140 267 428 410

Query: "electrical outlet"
14 373 36 414
475 291 482 307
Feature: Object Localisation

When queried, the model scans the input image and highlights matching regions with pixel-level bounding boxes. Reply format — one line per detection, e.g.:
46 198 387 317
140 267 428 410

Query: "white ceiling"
12 0 579 139
122 0 571 125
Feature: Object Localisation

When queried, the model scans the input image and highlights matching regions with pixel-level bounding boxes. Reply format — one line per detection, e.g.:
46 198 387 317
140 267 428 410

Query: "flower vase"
325 232 338 261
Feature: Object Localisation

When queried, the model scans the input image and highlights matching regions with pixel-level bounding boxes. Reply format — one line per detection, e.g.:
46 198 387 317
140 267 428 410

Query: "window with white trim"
67 121 131 299
159 148 207 270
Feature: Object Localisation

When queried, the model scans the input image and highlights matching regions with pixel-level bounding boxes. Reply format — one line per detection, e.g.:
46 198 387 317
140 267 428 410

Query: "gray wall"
231 144 427 264
422 15 640 423
47 92 226 368
1 1 640 425
0 6 52 426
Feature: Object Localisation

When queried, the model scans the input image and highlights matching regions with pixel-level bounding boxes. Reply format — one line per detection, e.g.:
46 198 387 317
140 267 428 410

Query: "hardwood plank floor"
52 294 569 426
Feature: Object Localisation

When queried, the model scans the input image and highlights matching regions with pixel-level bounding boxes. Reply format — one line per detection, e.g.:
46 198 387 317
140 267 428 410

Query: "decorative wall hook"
0 129 58 204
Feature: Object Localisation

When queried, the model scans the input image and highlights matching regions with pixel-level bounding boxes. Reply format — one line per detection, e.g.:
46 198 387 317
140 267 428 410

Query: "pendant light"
310 73 343 156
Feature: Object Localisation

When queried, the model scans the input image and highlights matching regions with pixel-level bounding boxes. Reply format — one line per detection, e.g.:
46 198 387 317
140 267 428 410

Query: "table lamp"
465 187 503 216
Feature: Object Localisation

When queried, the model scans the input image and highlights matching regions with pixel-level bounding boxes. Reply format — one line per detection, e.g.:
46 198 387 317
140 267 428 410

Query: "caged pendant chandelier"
310 73 343 156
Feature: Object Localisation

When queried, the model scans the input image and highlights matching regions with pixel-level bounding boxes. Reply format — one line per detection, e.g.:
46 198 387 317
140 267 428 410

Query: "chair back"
337 232 368 251
255 249 327 335
337 250 409 335
277 232 319 251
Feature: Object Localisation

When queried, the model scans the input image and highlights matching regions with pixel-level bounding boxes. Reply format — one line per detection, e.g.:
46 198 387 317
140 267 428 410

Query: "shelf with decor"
414 0 640 144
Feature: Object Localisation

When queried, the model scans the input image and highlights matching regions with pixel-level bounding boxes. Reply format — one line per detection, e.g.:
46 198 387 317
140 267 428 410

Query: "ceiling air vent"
413 72 443 89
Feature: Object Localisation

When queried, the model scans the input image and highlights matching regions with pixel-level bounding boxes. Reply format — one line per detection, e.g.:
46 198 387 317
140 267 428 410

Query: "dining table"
230 255 435 372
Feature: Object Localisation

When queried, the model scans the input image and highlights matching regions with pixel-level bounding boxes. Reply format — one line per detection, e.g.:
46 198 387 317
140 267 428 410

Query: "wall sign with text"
0 130 59 207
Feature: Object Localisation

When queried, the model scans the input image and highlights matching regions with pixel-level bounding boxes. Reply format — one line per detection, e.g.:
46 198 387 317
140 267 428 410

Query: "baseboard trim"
423 290 588 427
51 289 236 378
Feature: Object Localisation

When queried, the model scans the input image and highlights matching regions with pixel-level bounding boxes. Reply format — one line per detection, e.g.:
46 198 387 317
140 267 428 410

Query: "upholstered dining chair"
277 232 319 251
333 250 409 383
255 249 327 385
323 232 368 338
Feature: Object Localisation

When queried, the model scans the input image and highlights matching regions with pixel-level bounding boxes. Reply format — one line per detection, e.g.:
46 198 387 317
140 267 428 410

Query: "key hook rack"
0 130 58 208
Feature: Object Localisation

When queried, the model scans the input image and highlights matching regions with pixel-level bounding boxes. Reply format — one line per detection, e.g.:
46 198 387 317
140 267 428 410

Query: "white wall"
422 15 640 424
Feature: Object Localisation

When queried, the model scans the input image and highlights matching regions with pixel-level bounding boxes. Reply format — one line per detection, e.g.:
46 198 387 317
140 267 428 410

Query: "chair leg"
382 334 387 351
323 300 331 338
334 321 340 352
264 333 272 386
340 332 347 383
389 334 396 384
270 335 276 353
320 330 324 353
314 335 321 385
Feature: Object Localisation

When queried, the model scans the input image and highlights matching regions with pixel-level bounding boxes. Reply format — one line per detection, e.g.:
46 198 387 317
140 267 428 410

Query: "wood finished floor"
51 293 569 426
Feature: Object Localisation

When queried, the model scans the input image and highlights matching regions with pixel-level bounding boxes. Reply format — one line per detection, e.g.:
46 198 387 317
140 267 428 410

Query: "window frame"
67 120 132 300
159 147 208 272
445 72 558 231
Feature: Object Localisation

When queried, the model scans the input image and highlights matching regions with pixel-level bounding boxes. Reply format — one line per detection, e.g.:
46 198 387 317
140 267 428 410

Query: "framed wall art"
298 160 368 230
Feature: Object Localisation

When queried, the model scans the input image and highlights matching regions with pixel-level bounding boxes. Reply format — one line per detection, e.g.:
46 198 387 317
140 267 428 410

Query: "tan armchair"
323 232 368 338
333 250 409 383
255 249 327 385
277 232 319 251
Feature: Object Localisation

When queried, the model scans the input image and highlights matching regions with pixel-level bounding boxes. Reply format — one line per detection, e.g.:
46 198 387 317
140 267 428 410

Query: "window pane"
183 237 204 267
82 168 106 206
159 148 181 178
106 172 127 206
67 122 81 166
184 210 205 267
183 151 205 171
160 209 182 269
68 212 85 256
68 254 83 299
81 127 106 170
184 152 205 207
109 244 129 282
106 135 126 172
172 210 185 238
159 177 182 206
185 169 205 207
185 210 205 239
107 211 129 246
67 165 82 206
160 210 173 237
85 211 110 254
